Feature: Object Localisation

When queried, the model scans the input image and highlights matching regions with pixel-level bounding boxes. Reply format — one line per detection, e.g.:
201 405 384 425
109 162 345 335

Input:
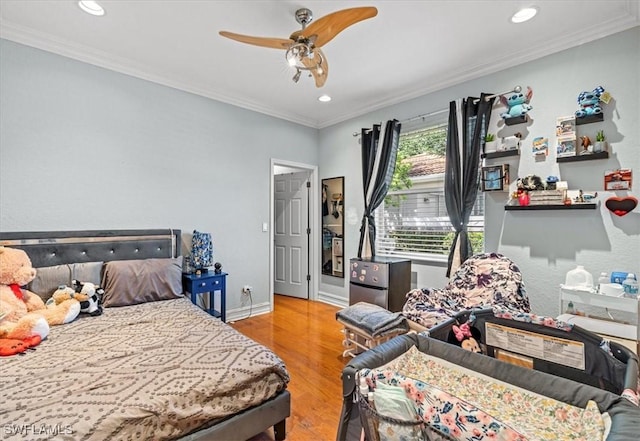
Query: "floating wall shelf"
505 203 597 211
504 115 528 126
575 113 604 125
557 151 609 163
482 150 520 159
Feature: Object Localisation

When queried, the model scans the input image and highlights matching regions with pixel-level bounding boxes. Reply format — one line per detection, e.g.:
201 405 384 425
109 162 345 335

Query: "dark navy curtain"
357 119 402 258
444 94 494 276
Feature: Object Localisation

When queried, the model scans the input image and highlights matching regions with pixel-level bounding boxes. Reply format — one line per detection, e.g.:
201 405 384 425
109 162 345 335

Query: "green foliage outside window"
443 232 485 255
388 124 448 201
399 124 447 158
379 123 484 257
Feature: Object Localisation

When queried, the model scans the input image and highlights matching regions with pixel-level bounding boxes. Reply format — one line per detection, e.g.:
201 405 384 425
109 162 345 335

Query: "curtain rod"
352 108 447 137
473 85 522 103
352 86 520 137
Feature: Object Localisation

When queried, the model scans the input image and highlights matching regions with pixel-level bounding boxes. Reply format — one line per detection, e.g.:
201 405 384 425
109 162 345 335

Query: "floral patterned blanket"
360 346 605 441
402 253 531 329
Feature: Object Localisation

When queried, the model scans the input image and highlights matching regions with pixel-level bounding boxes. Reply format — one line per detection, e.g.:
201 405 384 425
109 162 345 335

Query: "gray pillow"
73 261 104 287
28 261 104 302
28 264 73 302
102 257 183 307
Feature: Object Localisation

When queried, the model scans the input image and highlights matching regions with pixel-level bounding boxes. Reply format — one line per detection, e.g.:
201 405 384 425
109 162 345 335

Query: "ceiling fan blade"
299 7 377 48
219 31 292 49
301 48 328 88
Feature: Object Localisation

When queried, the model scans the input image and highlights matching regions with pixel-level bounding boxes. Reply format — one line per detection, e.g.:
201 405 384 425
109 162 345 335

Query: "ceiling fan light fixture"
219 6 377 87
318 94 331 102
285 41 325 84
292 69 302 83
511 6 538 23
78 0 105 16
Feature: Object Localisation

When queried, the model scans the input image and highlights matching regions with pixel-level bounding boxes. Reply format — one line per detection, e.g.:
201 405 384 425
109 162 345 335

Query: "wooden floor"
230 295 350 441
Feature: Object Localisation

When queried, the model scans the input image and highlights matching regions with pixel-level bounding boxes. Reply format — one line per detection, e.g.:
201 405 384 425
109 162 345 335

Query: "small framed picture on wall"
556 136 576 158
481 164 509 191
604 169 632 190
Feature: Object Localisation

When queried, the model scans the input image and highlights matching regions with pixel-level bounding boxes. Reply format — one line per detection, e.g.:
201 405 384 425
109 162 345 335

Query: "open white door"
274 171 310 299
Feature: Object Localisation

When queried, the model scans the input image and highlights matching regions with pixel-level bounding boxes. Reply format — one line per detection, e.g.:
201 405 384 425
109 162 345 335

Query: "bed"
0 229 290 441
337 333 640 441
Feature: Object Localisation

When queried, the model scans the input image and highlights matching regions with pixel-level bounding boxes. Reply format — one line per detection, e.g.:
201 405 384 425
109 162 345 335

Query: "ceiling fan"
219 6 378 87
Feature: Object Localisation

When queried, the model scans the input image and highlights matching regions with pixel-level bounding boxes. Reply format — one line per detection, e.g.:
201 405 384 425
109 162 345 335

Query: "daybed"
337 333 640 441
0 229 290 441
402 252 531 330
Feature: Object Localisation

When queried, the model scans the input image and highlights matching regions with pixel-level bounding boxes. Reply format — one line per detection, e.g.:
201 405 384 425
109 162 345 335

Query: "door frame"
270 159 319 309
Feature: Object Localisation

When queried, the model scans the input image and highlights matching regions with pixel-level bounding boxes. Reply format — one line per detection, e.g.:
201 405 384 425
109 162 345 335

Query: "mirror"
321 176 344 277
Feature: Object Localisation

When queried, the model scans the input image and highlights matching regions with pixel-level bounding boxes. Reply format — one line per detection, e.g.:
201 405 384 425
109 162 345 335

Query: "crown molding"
2 2 638 131
317 10 639 129
0 19 320 128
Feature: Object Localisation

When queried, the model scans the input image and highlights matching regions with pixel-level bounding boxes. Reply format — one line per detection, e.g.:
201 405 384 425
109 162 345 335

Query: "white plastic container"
622 273 638 298
600 283 624 297
565 265 593 290
597 272 609 294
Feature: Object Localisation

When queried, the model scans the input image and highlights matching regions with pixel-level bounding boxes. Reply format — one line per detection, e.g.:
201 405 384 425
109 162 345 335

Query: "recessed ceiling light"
318 94 331 102
511 6 538 23
78 1 105 16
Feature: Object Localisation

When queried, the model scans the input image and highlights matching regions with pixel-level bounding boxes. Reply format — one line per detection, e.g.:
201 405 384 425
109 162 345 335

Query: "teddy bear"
0 246 81 342
48 280 103 316
0 308 48 356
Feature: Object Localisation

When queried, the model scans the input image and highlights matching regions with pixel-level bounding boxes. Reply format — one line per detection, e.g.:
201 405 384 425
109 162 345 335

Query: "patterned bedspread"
0 298 289 441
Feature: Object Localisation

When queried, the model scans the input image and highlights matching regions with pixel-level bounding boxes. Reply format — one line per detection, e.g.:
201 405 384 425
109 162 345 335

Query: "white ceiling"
1 1 638 129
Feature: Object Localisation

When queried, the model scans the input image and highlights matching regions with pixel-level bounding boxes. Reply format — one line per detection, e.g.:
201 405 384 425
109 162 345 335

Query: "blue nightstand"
182 272 227 322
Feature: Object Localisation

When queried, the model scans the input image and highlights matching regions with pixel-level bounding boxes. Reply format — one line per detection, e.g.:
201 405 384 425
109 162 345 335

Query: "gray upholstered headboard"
0 229 181 268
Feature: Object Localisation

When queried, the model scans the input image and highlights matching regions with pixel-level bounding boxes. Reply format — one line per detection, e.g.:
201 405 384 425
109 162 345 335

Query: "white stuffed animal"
71 280 103 316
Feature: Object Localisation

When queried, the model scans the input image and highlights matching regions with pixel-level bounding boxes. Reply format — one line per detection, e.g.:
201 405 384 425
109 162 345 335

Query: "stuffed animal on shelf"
0 246 80 347
500 86 533 120
575 86 605 118
449 322 482 353
546 176 559 190
517 174 546 192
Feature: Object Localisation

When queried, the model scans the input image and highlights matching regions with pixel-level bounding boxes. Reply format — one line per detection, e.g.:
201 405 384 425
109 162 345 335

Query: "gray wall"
318 27 640 317
3 28 638 319
0 39 318 319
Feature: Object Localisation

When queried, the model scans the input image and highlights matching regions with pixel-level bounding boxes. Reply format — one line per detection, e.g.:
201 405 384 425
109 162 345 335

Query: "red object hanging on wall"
605 196 638 216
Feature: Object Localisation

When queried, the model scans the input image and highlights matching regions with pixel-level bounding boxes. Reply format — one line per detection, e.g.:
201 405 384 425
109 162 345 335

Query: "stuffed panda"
71 280 103 316
517 174 546 191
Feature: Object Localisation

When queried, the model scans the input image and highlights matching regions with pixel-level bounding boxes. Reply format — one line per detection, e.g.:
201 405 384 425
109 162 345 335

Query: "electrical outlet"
242 285 252 294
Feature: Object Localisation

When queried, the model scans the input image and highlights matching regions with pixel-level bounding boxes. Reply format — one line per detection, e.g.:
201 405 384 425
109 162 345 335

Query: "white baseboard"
227 294 348 322
226 301 271 323
317 291 349 308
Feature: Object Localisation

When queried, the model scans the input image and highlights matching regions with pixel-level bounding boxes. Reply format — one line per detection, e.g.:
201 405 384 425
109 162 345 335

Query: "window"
375 122 485 261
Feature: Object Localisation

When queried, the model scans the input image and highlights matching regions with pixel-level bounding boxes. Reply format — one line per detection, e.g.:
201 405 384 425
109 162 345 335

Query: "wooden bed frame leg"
274 419 286 441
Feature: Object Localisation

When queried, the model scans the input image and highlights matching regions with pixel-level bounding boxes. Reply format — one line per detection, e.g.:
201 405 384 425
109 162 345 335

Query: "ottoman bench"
336 302 409 357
